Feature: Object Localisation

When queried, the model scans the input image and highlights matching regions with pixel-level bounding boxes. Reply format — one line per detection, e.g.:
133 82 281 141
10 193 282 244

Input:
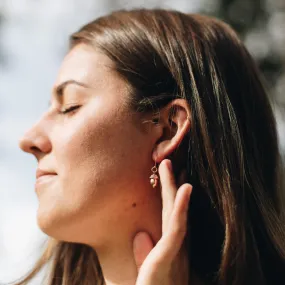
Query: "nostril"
31 146 39 151
30 146 40 153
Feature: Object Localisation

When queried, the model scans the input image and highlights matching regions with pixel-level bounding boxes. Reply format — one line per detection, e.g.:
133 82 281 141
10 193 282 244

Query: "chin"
37 207 69 240
36 207 91 244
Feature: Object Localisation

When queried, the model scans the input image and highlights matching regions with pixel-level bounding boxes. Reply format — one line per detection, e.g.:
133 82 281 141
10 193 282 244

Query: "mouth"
35 174 57 191
36 168 57 179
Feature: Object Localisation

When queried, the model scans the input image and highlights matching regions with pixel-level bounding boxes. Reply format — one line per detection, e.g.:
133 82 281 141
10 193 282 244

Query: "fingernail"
187 186 193 199
185 189 192 210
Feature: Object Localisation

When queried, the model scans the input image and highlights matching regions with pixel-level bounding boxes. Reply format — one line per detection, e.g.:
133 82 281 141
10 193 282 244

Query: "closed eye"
60 105 81 114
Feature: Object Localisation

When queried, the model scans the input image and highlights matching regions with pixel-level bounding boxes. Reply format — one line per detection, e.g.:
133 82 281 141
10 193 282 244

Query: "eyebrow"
48 79 89 107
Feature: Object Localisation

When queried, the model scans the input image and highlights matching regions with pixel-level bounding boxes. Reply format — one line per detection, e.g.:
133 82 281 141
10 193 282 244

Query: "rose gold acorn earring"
149 161 159 188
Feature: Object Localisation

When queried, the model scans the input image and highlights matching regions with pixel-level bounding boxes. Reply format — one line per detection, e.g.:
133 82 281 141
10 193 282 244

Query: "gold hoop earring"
149 161 159 188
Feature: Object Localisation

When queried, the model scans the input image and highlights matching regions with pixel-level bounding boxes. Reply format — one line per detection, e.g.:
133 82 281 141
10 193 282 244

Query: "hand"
133 159 192 285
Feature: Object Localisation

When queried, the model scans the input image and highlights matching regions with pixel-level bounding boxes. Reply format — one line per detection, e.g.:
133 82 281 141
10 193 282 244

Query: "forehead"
54 43 115 87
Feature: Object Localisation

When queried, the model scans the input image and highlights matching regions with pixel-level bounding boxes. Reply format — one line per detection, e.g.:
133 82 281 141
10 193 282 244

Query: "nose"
19 121 52 158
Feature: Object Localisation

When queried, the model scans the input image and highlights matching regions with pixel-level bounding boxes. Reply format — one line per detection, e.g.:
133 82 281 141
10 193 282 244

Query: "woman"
13 8 285 285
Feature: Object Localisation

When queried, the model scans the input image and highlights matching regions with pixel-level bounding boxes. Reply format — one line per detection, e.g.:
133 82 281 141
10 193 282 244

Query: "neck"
90 195 163 285
95 234 139 285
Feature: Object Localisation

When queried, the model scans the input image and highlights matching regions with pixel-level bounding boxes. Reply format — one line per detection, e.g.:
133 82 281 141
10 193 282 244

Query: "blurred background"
0 0 284 284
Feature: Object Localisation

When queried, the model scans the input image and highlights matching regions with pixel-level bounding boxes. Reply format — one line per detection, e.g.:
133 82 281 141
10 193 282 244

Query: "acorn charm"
150 163 159 188
149 173 159 187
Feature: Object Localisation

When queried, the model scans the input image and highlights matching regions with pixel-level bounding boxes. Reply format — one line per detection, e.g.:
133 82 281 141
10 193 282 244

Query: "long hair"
13 9 285 285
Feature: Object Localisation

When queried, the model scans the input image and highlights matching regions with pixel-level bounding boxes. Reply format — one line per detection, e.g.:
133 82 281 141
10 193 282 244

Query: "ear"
152 99 191 163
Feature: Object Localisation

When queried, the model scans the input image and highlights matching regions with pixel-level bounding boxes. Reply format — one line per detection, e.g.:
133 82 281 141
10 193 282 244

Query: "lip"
36 169 57 179
35 174 57 190
36 174 56 184
35 169 57 191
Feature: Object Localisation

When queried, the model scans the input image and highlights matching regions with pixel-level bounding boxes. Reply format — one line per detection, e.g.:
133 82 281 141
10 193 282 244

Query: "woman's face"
19 44 162 245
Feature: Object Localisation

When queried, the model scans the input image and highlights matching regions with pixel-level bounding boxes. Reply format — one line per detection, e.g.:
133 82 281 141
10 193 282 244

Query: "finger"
158 183 192 262
158 159 177 234
133 232 154 273
168 183 192 236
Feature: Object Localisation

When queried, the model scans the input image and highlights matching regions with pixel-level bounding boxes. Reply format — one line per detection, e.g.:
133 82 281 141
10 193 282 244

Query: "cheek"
46 110 150 235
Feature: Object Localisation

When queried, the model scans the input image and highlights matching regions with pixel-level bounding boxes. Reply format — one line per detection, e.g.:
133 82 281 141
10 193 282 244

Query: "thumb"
133 232 154 272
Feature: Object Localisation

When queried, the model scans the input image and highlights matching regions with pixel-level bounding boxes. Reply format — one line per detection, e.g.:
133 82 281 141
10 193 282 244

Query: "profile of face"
19 44 164 247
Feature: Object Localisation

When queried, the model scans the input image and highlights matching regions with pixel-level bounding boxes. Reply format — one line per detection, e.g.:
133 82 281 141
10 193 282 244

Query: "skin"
19 43 192 285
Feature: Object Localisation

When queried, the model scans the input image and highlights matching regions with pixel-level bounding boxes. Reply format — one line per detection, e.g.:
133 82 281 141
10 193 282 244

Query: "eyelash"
59 105 81 115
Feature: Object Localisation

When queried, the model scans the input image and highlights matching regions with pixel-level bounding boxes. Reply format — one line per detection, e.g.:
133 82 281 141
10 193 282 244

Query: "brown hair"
12 8 285 285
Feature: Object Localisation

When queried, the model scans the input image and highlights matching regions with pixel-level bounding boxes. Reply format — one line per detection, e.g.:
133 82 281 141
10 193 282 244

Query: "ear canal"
152 117 159 124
